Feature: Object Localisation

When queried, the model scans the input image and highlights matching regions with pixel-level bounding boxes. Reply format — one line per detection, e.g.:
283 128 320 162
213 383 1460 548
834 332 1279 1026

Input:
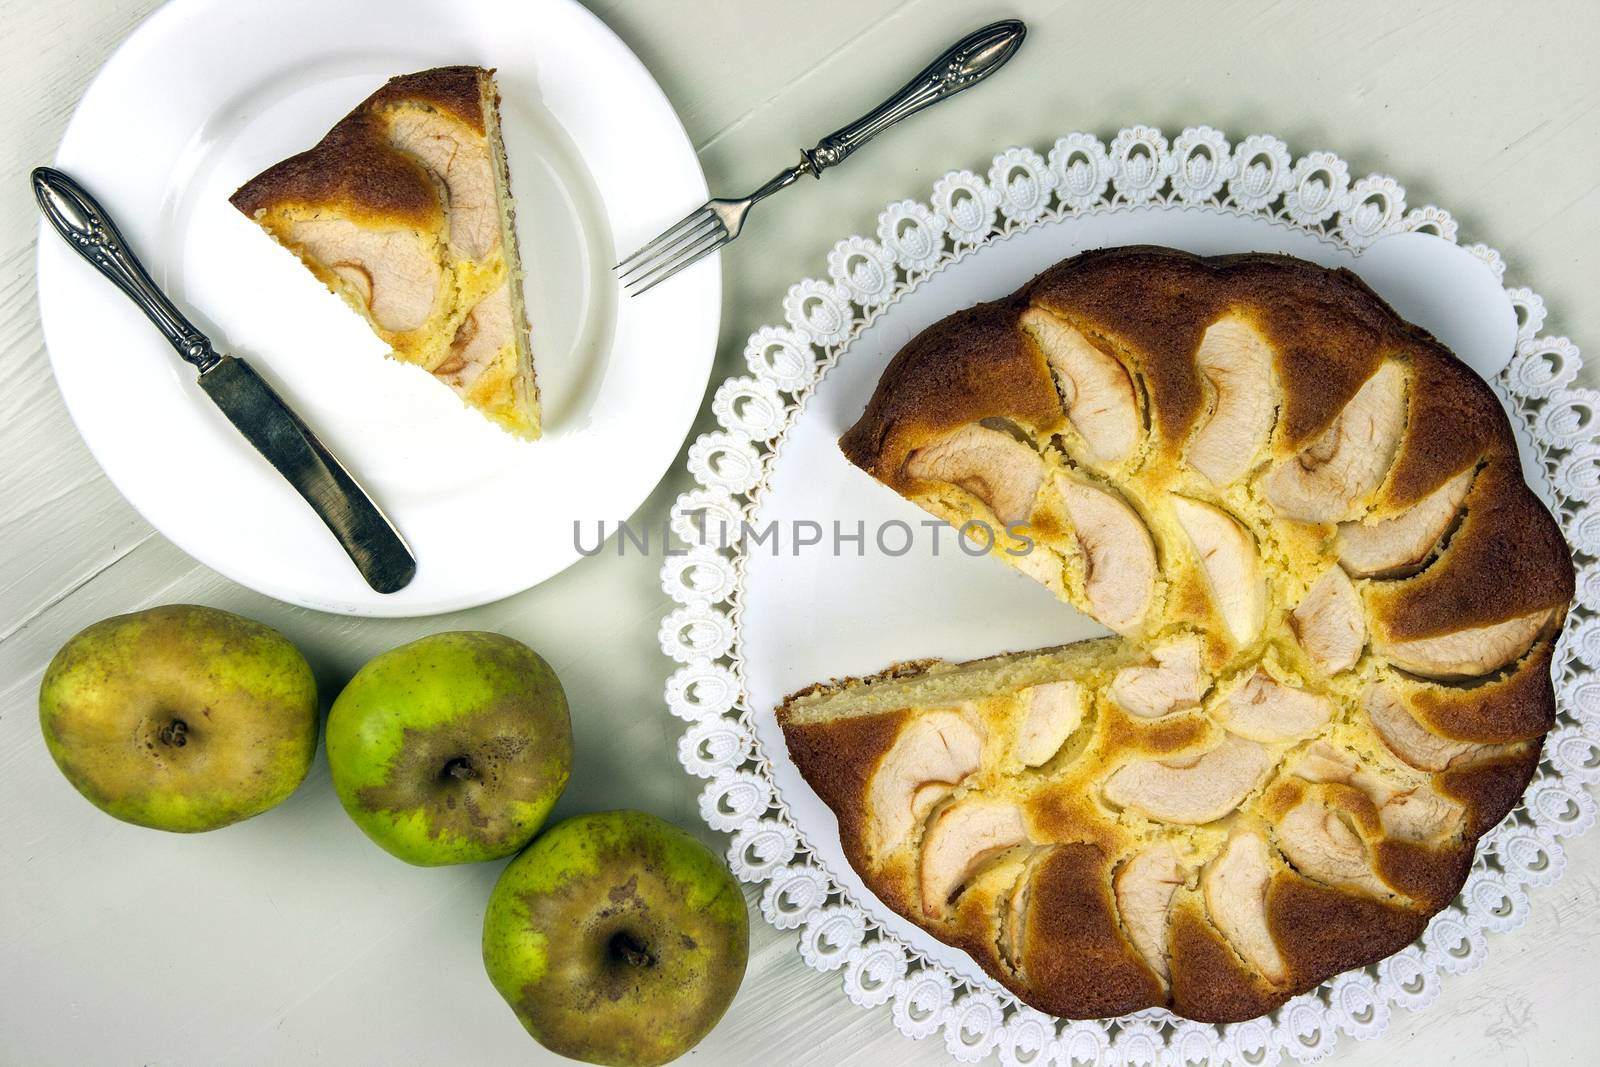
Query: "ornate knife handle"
32 167 220 372
802 19 1026 175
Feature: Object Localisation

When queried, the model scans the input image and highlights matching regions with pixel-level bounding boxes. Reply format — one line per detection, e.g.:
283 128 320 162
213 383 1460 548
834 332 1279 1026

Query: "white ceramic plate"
38 0 718 615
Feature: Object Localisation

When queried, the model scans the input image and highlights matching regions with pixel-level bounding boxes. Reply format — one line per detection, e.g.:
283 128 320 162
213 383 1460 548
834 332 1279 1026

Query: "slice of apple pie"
232 66 539 438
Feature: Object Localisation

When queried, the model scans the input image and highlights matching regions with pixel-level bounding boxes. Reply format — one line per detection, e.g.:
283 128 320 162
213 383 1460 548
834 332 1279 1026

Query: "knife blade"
197 356 416 593
32 166 416 595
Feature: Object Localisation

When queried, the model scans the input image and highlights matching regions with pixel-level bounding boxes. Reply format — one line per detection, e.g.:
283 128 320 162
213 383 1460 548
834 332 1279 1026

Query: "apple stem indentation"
608 930 656 969
158 719 190 748
441 756 479 782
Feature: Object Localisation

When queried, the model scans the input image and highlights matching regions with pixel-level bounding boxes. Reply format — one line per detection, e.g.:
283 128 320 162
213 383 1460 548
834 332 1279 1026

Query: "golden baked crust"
232 66 540 438
783 247 1573 1022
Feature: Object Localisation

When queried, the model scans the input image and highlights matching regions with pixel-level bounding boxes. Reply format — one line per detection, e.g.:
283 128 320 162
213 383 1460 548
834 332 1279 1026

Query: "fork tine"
614 206 708 271
614 207 716 273
618 228 721 289
617 219 720 286
617 216 722 284
625 228 729 295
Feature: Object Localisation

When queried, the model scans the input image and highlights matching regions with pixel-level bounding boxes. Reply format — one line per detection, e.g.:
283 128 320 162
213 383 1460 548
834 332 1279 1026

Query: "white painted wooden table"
2 1 1597 1064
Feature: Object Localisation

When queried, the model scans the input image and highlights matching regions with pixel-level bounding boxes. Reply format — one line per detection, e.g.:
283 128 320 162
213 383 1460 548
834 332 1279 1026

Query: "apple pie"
778 248 1573 1021
232 66 539 438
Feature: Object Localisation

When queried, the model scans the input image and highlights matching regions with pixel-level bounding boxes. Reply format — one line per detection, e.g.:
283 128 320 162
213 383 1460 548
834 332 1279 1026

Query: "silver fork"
615 19 1027 296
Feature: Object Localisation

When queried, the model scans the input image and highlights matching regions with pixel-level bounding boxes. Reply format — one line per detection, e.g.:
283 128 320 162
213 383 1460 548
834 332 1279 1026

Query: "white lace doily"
658 126 1600 1065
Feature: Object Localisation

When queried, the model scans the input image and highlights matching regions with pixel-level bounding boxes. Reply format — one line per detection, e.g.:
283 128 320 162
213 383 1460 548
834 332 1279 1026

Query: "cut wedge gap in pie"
231 66 540 438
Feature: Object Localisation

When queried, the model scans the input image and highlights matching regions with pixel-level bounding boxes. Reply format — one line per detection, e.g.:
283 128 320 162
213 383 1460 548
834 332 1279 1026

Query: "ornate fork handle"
803 19 1026 174
32 167 220 372
616 20 1027 294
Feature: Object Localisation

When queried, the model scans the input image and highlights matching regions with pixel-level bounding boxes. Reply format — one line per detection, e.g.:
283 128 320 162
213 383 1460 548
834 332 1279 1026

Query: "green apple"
483 810 749 1067
325 631 571 866
37 604 319 832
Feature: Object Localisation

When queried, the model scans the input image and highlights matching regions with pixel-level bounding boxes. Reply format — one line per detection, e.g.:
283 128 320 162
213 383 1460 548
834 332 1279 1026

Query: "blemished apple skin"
37 604 319 833
483 810 749 1067
325 631 572 866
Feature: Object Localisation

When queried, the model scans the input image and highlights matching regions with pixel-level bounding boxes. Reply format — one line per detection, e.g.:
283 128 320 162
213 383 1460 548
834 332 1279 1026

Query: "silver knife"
32 167 417 595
